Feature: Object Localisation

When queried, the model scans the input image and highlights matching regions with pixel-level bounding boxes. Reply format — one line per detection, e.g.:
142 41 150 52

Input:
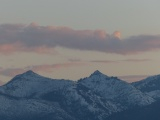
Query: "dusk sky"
0 0 160 84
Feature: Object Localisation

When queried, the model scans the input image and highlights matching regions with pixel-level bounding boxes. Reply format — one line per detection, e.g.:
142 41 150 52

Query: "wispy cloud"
120 59 151 62
90 60 117 63
0 23 160 54
0 62 86 77
89 59 150 63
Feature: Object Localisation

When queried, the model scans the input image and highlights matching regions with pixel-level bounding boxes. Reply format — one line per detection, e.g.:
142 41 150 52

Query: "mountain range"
0 70 160 120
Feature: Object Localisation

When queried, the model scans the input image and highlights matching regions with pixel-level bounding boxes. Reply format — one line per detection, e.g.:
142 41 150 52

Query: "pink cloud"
0 43 21 55
113 31 121 39
0 23 160 54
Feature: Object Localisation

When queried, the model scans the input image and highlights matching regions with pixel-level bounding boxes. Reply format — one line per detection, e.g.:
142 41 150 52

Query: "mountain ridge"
132 74 160 100
0 70 159 120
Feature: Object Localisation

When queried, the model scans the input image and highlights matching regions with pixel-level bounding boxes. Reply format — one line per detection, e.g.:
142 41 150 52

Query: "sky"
0 0 160 84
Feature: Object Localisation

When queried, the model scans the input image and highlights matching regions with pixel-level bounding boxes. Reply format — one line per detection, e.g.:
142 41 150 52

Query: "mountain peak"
90 70 106 77
24 70 36 75
19 70 41 78
93 70 102 74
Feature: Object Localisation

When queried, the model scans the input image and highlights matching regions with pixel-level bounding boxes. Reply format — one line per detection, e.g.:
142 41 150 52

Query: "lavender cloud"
0 23 160 54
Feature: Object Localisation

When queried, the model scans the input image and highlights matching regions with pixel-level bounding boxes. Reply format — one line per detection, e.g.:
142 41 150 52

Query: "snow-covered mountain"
132 75 160 100
78 70 154 107
0 70 157 120
0 70 74 98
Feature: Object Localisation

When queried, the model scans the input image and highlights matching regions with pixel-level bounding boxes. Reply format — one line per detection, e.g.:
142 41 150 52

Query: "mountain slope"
108 100 160 120
132 75 160 99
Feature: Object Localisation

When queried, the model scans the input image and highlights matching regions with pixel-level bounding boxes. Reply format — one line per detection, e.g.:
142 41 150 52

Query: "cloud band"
0 23 160 54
